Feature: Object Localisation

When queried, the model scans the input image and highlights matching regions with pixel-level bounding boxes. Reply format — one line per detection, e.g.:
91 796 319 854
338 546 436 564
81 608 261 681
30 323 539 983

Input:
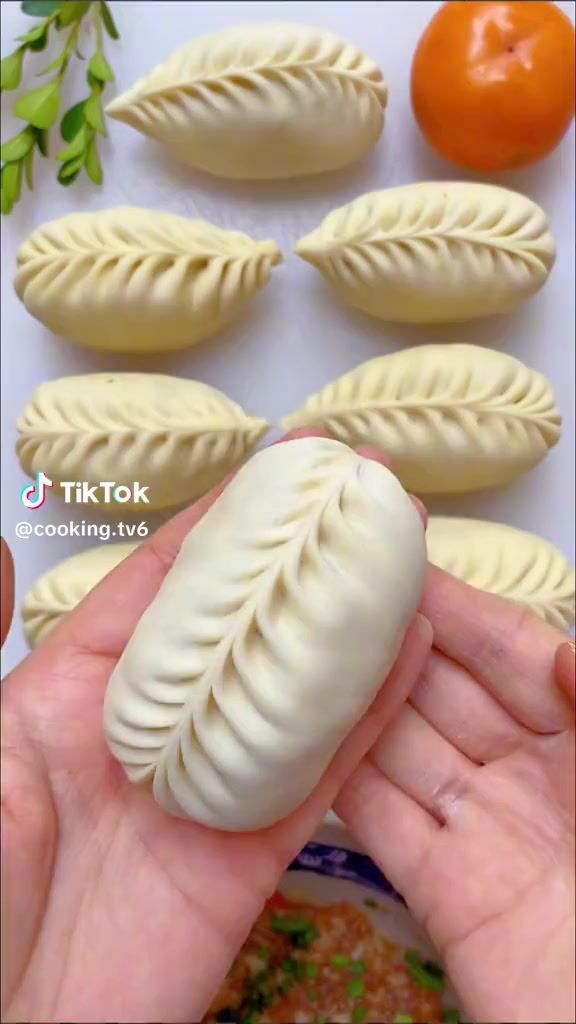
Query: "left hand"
1 434 430 1024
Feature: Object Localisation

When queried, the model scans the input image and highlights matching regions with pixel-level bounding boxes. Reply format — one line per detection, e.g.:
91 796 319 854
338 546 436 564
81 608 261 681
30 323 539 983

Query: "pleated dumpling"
427 517 575 631
106 23 387 179
22 543 139 648
15 208 282 353
17 374 269 511
282 345 561 494
296 183 555 322
103 437 426 831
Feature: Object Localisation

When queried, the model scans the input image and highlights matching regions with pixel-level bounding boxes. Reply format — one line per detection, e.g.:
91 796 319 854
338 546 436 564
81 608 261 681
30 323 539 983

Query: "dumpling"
427 517 575 631
103 437 426 831
17 374 269 511
282 345 561 494
106 23 387 179
15 208 282 353
296 183 555 322
22 543 138 647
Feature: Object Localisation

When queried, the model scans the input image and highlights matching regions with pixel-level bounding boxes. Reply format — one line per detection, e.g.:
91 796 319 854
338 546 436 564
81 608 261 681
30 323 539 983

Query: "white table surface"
1 0 575 673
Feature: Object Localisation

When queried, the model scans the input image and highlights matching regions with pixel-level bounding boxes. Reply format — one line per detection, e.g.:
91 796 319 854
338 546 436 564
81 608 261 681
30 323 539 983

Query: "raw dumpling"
15 208 282 353
17 374 269 511
103 437 426 831
427 517 575 631
106 23 387 180
282 345 561 494
22 543 138 648
296 183 555 322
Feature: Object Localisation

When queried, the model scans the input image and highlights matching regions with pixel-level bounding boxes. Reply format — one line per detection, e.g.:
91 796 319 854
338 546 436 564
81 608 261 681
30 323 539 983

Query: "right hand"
336 571 576 1024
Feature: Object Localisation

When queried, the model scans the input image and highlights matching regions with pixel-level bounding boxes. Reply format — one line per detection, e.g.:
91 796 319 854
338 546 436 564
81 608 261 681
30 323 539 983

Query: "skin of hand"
336 572 576 1024
1 537 15 647
1 432 432 1024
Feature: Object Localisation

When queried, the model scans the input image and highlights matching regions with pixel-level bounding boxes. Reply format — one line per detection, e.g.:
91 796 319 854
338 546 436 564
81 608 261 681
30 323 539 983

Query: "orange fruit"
411 1 575 171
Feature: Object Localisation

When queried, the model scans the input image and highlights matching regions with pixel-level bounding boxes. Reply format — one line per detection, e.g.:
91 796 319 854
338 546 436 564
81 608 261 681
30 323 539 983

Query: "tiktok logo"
20 471 54 510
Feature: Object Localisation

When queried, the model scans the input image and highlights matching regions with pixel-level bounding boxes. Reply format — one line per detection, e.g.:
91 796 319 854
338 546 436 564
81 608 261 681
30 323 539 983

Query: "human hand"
1 433 431 1024
336 569 575 1024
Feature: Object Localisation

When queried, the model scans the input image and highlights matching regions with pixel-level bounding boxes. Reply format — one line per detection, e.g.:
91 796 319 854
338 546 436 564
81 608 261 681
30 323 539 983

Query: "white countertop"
1 0 574 673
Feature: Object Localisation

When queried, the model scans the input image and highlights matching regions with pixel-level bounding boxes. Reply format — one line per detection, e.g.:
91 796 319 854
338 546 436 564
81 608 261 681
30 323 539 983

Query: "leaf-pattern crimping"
296 183 555 322
283 345 561 494
17 374 269 511
103 438 426 831
15 208 282 352
107 23 387 179
427 517 575 631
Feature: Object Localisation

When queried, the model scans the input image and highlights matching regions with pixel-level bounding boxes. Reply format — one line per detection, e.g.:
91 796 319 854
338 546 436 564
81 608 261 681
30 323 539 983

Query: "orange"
411 1 575 171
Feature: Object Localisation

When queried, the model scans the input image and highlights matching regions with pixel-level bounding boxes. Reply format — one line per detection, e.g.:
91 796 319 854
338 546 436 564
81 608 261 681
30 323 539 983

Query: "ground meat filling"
205 894 459 1024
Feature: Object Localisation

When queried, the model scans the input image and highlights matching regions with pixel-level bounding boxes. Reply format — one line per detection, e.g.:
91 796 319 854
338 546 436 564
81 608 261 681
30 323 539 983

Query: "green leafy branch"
1 0 119 214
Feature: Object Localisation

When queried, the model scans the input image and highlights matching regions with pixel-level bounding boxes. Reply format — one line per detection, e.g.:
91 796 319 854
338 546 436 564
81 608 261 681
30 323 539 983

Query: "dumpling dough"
282 345 561 494
106 23 387 179
427 517 575 631
103 437 426 831
17 374 269 511
22 543 138 647
15 208 282 353
296 183 555 322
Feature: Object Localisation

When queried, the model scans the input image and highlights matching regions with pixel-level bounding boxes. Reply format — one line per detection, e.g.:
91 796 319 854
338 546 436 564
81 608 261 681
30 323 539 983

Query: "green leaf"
17 22 48 46
1 127 36 163
29 27 50 50
85 90 106 135
37 50 67 75
24 145 35 189
35 126 49 156
57 153 85 184
14 81 61 129
57 124 88 161
100 1 120 40
21 0 59 15
60 99 87 141
84 137 103 184
1 48 25 91
1 161 23 214
57 0 90 26
88 50 114 83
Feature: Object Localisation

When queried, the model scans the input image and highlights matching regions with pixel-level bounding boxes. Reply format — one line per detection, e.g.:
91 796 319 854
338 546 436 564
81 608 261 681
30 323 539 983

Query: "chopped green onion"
306 961 319 978
443 1010 461 1023
351 959 366 974
352 1007 369 1024
364 897 378 909
279 978 293 995
347 978 365 999
257 946 270 961
308 989 318 1002
272 914 314 934
331 953 350 967
393 1016 414 1023
404 949 445 992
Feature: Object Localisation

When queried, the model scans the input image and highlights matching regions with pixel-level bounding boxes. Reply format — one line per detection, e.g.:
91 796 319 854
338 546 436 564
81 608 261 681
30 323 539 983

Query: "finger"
410 649 532 763
421 565 572 733
334 762 439 902
555 640 576 709
1 538 15 649
355 445 427 528
370 702 477 824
